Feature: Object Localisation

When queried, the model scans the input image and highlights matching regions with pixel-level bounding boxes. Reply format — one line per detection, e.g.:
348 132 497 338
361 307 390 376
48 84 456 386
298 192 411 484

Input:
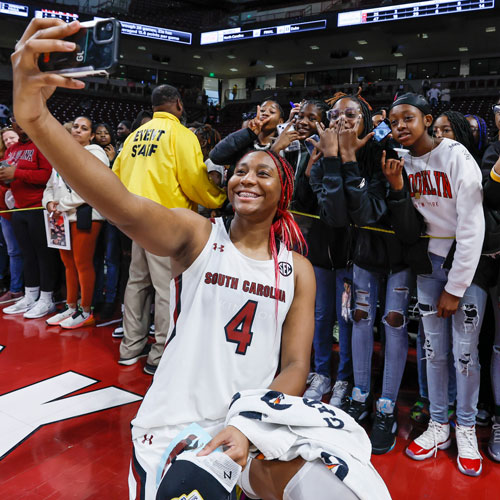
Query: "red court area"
0 312 498 499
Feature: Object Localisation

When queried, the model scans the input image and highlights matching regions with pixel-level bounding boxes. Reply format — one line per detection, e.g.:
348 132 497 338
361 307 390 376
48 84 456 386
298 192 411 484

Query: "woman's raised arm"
11 18 211 263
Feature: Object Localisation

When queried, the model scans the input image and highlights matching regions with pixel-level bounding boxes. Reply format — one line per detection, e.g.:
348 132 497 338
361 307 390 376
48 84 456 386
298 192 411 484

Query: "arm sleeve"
342 161 388 226
445 160 485 297
175 132 227 209
209 128 257 166
13 149 52 185
309 156 349 227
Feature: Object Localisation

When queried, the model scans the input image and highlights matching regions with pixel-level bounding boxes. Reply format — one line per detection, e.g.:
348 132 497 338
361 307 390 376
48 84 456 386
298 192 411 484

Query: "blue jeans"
416 319 457 404
352 264 412 401
94 222 120 304
418 253 487 426
0 217 23 292
311 267 353 381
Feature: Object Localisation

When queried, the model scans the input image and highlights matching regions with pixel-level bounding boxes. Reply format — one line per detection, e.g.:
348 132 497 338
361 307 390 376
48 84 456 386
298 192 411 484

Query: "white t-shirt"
131 218 295 437
427 88 441 100
400 138 484 297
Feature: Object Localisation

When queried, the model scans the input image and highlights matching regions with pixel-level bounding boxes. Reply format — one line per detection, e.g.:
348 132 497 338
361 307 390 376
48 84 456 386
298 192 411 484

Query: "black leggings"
11 209 60 292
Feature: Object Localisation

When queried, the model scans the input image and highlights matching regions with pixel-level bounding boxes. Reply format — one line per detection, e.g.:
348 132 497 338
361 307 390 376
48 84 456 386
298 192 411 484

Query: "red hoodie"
3 140 52 208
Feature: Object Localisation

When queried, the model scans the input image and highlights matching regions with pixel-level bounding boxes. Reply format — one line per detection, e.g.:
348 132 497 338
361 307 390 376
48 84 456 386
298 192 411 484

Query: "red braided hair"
261 150 307 319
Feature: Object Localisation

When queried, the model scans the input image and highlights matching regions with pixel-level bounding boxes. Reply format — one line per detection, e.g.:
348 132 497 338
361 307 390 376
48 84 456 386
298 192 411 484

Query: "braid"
439 111 476 154
263 150 307 319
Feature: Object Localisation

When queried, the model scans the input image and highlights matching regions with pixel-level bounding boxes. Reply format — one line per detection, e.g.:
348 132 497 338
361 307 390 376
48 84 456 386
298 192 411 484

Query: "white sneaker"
46 306 77 326
406 419 451 460
304 373 331 400
60 310 95 329
3 295 36 315
23 299 56 319
456 424 482 476
329 380 350 408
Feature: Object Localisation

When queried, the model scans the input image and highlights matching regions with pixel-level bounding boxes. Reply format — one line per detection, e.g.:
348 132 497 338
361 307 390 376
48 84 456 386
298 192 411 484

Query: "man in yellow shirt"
113 84 226 374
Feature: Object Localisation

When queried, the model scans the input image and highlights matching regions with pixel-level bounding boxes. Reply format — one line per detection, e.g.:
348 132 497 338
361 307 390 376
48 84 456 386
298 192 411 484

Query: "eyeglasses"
492 105 500 115
327 108 361 121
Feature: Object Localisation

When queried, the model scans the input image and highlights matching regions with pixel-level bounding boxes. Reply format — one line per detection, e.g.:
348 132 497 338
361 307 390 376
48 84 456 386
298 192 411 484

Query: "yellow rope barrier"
0 206 44 214
290 210 455 240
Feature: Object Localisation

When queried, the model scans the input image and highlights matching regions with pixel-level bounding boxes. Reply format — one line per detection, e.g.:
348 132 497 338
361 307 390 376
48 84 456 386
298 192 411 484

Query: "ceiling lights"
458 47 468 52
309 45 320 50
393 52 403 57
354 56 363 60
229 68 238 72
265 64 274 68
357 40 367 45
197 66 204 70
485 26 496 32
305 61 314 65
137 45 146 51
227 55 236 59
193 54 201 59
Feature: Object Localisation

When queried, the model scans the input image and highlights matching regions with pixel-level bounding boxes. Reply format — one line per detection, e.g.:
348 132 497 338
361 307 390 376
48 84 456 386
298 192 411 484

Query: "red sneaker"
456 424 482 476
406 419 451 460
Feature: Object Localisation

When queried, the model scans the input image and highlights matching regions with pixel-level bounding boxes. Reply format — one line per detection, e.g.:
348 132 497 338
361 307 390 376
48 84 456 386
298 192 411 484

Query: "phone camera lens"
96 20 113 41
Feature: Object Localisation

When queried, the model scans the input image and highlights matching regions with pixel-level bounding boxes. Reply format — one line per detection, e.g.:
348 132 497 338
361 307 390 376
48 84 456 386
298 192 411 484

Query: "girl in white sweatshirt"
384 93 486 477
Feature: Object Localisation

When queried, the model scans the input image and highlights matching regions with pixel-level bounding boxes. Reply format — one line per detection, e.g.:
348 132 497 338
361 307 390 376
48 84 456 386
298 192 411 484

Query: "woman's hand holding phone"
11 19 85 128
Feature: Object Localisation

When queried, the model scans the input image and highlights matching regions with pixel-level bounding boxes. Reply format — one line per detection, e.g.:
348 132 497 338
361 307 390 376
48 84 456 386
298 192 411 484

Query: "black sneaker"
100 302 116 320
346 388 373 422
371 403 398 455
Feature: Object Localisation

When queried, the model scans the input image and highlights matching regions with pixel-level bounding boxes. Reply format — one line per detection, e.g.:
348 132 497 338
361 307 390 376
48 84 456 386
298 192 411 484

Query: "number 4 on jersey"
224 300 258 355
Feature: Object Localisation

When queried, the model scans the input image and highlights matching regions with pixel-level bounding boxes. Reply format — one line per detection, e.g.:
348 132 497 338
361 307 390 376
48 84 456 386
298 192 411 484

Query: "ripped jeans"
418 253 487 426
351 264 412 401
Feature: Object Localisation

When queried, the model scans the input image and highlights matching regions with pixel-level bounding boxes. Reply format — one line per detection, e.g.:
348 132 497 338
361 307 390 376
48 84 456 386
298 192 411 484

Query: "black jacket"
308 156 352 270
209 127 260 168
315 140 410 274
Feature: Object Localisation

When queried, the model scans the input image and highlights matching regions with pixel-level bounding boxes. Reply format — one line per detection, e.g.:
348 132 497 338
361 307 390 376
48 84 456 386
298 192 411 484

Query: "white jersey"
131 218 295 438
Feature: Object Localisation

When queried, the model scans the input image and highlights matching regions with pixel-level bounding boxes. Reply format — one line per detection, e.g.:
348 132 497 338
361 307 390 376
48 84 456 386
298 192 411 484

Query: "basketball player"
10 18 373 500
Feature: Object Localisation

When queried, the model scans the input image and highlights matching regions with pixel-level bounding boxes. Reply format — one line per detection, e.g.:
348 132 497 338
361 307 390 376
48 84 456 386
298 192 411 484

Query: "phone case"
38 19 121 78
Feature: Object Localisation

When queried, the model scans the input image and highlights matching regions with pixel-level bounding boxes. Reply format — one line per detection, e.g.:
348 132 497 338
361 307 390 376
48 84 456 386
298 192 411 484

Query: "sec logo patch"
278 262 292 277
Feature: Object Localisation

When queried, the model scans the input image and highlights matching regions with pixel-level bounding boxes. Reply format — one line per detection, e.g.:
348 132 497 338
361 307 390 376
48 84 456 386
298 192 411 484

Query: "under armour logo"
213 243 224 252
142 434 154 445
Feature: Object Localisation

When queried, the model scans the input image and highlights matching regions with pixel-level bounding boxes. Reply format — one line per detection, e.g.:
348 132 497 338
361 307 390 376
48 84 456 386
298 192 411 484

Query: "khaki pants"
119 241 171 366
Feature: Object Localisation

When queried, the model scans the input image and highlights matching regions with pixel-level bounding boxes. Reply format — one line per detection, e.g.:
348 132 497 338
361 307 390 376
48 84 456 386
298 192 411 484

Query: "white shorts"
128 420 225 500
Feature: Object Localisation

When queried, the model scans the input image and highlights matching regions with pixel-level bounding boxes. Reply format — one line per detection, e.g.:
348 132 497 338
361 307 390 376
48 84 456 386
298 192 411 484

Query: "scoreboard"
338 0 495 27
201 19 327 45
34 9 79 22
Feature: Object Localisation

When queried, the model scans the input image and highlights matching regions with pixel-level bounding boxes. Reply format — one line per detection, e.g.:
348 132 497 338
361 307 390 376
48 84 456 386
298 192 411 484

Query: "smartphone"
373 120 391 142
38 19 121 78
277 122 294 135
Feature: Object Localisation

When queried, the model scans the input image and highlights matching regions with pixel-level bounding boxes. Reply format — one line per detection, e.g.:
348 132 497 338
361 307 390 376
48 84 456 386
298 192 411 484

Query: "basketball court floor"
0 311 498 499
